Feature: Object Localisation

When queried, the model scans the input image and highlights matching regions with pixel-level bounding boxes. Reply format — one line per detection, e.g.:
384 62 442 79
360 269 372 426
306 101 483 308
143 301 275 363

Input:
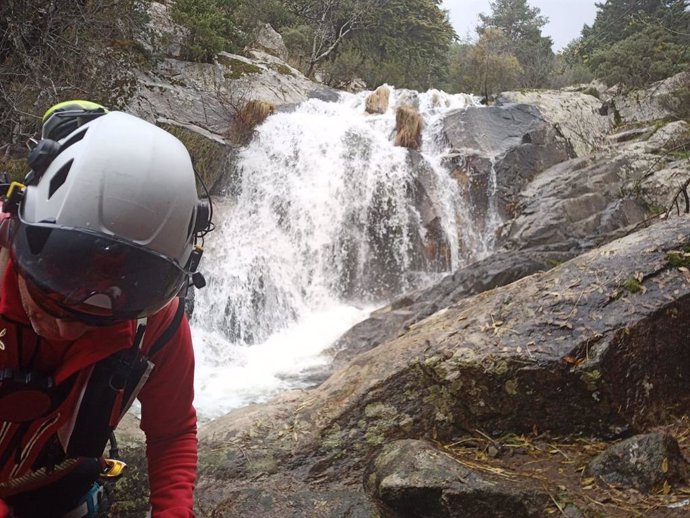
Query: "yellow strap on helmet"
42 100 108 122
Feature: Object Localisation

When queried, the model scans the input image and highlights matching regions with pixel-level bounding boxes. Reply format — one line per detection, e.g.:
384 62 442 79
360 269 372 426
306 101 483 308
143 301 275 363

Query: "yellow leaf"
662 457 669 473
581 477 596 488
663 480 672 495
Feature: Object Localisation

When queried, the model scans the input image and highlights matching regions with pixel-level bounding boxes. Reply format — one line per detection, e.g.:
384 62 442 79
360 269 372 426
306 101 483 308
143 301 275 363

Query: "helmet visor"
11 218 188 326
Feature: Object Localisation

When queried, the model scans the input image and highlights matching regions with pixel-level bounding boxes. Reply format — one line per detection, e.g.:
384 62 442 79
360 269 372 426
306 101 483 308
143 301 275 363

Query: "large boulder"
248 24 289 62
602 120 690 217
366 439 549 518
644 120 690 154
365 85 391 114
586 433 689 493
197 215 690 516
610 72 690 125
138 1 187 59
496 90 612 157
501 152 649 250
440 104 572 248
327 247 577 373
128 53 335 135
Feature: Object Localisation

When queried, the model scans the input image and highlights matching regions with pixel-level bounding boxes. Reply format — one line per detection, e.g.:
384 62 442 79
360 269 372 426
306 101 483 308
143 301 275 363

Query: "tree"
278 0 455 89
477 0 554 88
443 40 476 93
283 0 374 77
590 23 690 87
351 0 456 90
0 0 150 149
478 0 548 41
469 28 523 99
549 39 594 88
576 0 690 87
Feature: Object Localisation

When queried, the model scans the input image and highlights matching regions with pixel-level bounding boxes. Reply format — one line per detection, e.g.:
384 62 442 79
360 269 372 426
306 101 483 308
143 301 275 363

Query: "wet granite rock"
586 432 689 492
365 439 549 518
197 216 690 517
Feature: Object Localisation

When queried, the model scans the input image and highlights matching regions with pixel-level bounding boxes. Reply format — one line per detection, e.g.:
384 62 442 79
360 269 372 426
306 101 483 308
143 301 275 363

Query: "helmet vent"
48 159 73 199
61 127 88 149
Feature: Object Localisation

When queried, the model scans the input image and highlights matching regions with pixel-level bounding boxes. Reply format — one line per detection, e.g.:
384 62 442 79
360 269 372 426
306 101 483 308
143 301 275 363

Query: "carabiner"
101 458 127 478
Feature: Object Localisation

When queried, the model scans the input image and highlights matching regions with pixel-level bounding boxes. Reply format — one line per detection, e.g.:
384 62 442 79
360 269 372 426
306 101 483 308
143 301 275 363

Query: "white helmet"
10 111 208 325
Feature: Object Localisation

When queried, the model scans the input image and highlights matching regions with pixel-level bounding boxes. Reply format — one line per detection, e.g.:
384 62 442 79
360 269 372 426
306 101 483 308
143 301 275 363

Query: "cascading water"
191 87 489 420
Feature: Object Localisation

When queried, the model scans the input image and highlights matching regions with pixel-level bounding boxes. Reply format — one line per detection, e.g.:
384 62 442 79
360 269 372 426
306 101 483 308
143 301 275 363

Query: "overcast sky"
441 0 599 51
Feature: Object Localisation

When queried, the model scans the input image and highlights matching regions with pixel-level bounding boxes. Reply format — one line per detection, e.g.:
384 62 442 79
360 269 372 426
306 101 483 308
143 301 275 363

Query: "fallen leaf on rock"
581 477 596 488
563 355 584 366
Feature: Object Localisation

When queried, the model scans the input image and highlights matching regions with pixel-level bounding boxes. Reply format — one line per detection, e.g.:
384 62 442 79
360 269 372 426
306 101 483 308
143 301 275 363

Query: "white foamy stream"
190 87 490 421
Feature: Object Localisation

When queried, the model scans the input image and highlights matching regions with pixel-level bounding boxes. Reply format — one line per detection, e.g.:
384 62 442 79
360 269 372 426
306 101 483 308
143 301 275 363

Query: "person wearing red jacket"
0 105 212 517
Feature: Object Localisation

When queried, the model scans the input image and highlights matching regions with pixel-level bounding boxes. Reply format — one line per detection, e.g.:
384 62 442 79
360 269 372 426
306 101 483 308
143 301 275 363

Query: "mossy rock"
158 123 229 192
217 55 263 80
268 63 294 76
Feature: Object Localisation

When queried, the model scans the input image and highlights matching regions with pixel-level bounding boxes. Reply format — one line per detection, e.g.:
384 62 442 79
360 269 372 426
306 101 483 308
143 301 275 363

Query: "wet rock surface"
496 90 612 157
196 215 690 516
501 152 649 250
441 104 572 227
327 247 578 373
365 439 549 518
586 433 689 492
183 79 690 517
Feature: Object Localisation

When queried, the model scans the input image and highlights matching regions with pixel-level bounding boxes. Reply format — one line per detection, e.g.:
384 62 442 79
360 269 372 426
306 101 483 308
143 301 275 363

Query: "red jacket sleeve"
138 313 197 518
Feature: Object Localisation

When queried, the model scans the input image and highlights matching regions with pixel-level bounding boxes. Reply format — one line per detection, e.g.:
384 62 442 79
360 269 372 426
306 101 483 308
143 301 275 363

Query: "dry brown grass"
394 105 423 150
230 100 275 145
365 85 391 114
441 419 690 517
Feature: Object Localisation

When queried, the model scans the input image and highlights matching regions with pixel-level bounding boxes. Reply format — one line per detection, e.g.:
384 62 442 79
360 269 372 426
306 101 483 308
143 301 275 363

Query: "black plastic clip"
2 181 26 214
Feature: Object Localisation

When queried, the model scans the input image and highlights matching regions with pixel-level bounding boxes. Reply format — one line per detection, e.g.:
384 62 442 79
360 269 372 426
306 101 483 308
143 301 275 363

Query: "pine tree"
477 0 555 88
577 0 690 87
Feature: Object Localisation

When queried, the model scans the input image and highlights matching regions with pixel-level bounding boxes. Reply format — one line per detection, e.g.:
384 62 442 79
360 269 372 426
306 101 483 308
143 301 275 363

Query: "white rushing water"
190 87 489 421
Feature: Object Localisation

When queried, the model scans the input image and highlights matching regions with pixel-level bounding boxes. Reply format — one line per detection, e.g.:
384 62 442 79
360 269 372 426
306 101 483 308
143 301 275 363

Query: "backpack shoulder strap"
147 296 186 359
0 247 9 291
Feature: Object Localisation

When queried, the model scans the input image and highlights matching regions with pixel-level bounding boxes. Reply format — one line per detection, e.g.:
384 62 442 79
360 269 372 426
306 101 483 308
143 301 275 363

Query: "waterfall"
191 87 485 420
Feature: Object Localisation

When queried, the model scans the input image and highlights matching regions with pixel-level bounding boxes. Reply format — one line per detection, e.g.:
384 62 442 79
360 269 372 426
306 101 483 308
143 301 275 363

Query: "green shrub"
172 0 247 63
622 278 642 293
0 0 151 144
